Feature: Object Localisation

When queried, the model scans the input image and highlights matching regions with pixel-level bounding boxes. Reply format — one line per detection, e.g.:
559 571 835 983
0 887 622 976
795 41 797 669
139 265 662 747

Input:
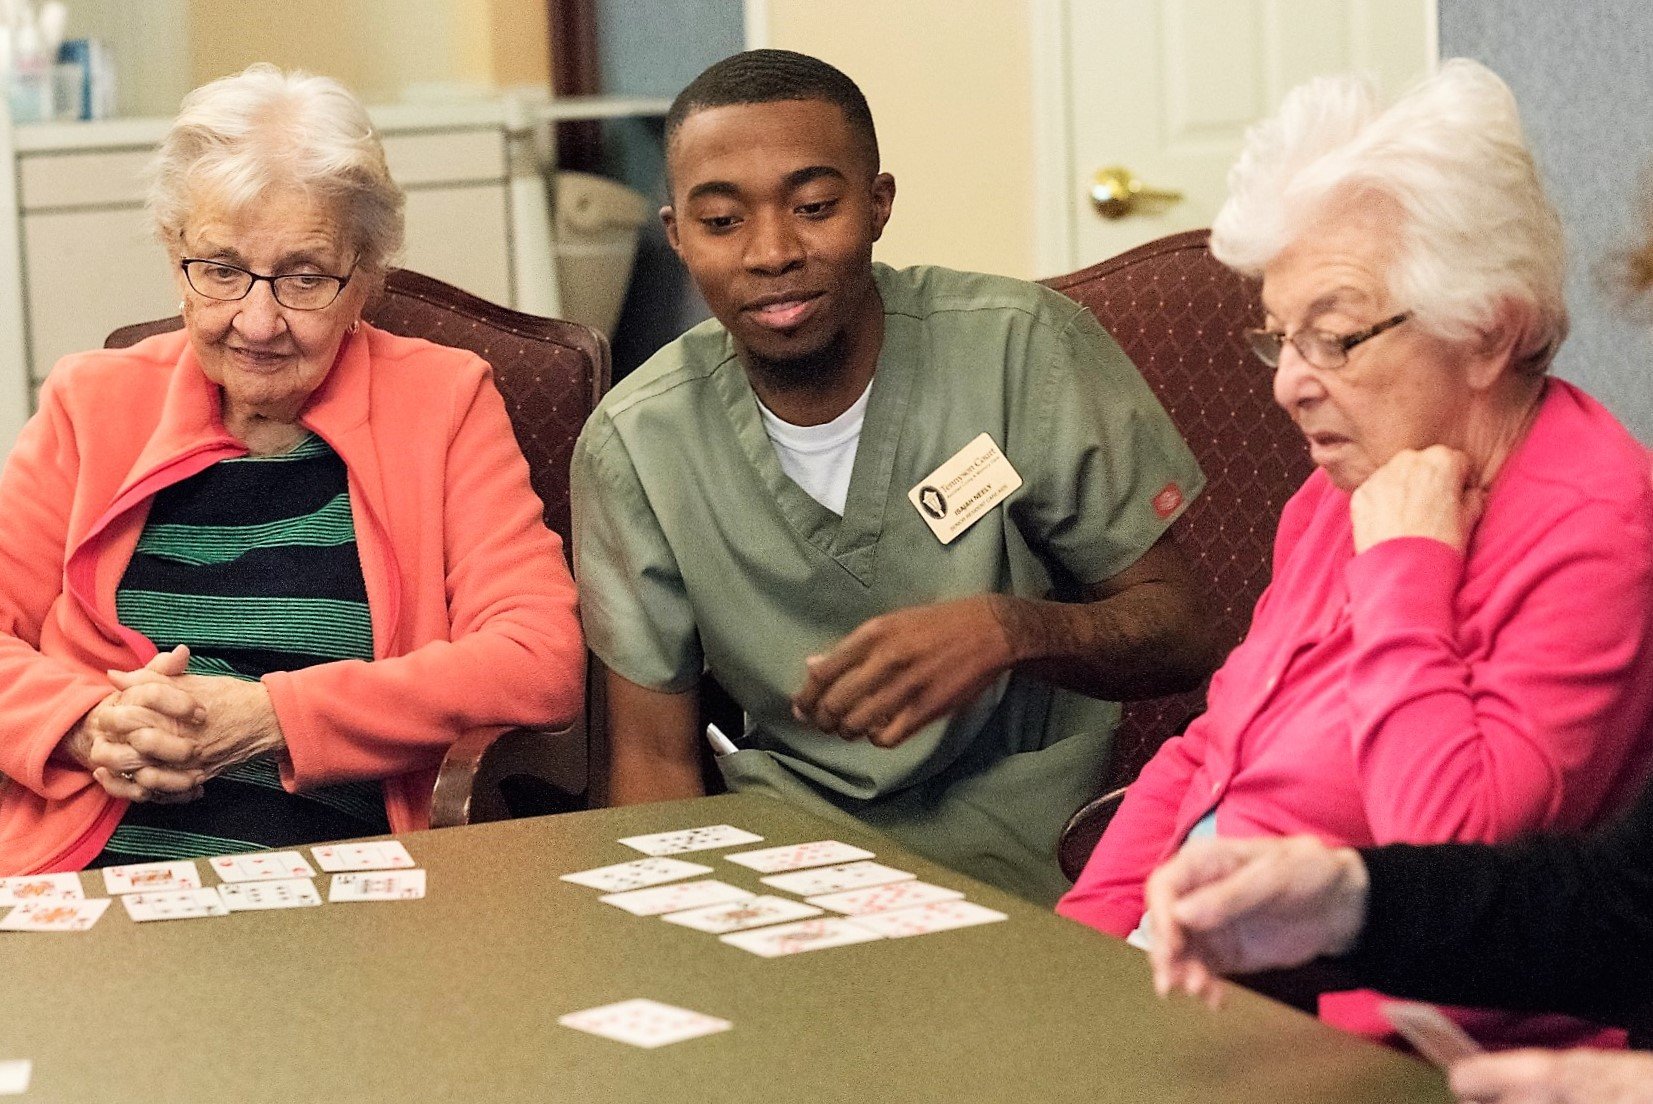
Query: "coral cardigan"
0 325 584 875
1059 380 1653 1043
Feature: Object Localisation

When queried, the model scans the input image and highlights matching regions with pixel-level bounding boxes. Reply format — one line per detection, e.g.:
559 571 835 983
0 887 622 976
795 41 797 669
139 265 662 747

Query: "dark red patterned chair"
1043 230 1312 880
104 268 610 828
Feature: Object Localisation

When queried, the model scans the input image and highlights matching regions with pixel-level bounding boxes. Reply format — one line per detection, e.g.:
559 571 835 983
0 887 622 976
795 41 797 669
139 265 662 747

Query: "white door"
1037 0 1435 273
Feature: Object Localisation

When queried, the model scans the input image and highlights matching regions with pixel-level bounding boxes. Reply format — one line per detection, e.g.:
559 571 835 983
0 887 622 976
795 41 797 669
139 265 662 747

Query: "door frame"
1030 0 1441 278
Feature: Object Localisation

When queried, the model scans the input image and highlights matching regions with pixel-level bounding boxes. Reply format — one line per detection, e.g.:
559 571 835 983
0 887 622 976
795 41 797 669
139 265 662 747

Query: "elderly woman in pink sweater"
1058 60 1653 1050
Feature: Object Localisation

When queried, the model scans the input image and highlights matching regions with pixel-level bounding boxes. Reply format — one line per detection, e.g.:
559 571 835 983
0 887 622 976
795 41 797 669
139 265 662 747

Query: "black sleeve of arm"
1340 784 1653 1031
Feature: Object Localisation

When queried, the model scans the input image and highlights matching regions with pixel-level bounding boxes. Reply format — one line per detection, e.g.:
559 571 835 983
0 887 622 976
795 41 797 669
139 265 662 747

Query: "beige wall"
186 0 548 104
761 1 1036 278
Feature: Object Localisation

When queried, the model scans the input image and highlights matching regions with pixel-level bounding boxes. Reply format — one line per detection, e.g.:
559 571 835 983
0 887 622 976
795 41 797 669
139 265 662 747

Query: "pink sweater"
0 326 584 875
1058 379 1653 1045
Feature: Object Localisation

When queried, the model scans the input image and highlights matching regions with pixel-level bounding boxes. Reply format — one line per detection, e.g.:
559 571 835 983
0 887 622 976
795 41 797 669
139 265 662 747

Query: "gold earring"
347 320 359 336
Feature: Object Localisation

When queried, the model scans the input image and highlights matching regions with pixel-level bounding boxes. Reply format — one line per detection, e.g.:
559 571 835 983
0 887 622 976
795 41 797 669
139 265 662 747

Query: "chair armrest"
1057 785 1129 883
430 720 585 829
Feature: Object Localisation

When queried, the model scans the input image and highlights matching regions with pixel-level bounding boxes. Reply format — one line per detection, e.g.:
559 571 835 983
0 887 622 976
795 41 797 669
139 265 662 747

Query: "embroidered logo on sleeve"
908 433 1022 545
1152 482 1185 519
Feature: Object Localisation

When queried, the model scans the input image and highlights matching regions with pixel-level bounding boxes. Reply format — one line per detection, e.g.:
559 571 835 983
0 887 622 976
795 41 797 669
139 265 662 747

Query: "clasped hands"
61 645 283 804
791 595 1017 748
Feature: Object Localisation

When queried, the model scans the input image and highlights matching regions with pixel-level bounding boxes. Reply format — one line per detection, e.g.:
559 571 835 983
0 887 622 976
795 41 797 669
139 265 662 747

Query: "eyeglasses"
1245 311 1412 371
179 257 357 311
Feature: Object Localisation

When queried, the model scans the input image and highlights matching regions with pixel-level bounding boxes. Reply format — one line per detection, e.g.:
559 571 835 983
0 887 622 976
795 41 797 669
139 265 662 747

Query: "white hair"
149 63 405 275
1211 58 1567 375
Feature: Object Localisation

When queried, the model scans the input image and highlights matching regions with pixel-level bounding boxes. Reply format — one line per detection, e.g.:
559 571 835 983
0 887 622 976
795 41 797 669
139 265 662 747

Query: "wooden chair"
104 268 610 829
1041 230 1312 880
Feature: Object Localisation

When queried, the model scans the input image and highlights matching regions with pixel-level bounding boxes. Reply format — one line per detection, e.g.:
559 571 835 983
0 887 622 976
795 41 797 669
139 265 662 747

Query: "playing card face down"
560 858 713 893
599 880 753 917
0 873 84 905
719 917 885 957
724 840 875 873
120 889 229 923
217 878 322 912
210 851 316 883
329 870 426 902
1381 1002 1485 1068
617 825 764 856
312 841 415 872
760 862 916 897
662 895 824 934
0 898 111 932
846 900 1008 938
102 861 202 895
806 880 965 915
559 999 732 1049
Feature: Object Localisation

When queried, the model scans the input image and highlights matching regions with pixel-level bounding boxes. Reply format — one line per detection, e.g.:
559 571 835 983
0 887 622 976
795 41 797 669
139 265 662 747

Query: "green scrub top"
573 264 1204 904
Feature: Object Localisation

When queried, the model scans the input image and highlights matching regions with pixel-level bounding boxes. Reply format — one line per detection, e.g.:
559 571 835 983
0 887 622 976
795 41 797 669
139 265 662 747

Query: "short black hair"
665 49 879 172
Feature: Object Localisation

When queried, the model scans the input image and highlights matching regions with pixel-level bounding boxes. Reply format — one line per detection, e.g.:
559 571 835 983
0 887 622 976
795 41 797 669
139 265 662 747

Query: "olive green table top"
3 794 1450 1103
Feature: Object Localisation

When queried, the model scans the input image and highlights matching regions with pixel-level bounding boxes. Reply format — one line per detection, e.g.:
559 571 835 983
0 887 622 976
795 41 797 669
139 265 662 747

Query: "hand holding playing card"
790 596 1016 747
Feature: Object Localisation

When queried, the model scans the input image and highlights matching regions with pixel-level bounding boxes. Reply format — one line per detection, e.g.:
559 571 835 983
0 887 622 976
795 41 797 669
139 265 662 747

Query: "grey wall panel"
1441 1 1653 440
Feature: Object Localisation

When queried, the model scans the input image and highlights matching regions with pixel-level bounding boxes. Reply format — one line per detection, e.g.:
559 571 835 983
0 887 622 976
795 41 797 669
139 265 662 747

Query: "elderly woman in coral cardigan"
0 64 583 874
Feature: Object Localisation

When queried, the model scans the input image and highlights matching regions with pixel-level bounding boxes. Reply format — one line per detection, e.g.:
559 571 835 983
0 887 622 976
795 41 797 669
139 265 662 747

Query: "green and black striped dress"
86 433 390 866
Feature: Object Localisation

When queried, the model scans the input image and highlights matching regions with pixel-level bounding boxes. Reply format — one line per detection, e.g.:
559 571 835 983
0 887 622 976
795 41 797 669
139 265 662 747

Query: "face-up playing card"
558 999 732 1049
724 840 875 873
217 878 322 912
102 860 202 895
0 1059 30 1094
719 917 885 957
1381 1002 1485 1068
599 880 753 917
210 851 315 883
806 880 966 915
0 873 84 905
616 825 764 856
312 841 415 872
0 897 111 932
662 895 823 934
329 870 426 902
120 889 230 923
846 900 1008 938
560 858 713 893
760 861 916 897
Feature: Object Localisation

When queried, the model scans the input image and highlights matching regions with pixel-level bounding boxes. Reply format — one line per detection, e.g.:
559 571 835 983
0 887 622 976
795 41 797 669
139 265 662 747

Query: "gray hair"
149 64 404 276
1211 58 1567 375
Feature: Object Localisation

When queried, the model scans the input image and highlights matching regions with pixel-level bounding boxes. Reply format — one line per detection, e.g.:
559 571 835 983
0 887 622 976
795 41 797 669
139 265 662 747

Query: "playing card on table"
847 900 1008 938
760 861 916 897
210 851 315 883
600 880 752 917
0 1059 29 1095
616 825 764 856
102 860 201 895
807 880 965 915
560 857 713 893
120 889 229 923
720 917 884 957
217 878 322 911
312 841 415 872
558 999 731 1049
662 895 823 934
0 897 111 932
329 870 426 902
0 873 84 904
1381 1002 1485 1068
724 840 874 873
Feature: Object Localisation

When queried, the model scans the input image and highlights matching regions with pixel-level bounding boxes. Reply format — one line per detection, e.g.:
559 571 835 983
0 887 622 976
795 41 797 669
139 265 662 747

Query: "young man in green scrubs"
571 49 1219 905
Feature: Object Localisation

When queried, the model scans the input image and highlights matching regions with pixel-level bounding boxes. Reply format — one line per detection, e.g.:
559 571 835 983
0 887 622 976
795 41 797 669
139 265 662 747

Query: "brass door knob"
1090 166 1184 219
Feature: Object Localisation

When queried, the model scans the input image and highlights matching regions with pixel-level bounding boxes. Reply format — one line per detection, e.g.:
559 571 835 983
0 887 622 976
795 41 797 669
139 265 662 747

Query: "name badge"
908 432 1022 545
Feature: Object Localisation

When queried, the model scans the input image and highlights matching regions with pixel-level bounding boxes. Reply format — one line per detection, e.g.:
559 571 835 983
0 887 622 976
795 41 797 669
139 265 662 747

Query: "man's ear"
661 205 682 257
869 173 896 243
